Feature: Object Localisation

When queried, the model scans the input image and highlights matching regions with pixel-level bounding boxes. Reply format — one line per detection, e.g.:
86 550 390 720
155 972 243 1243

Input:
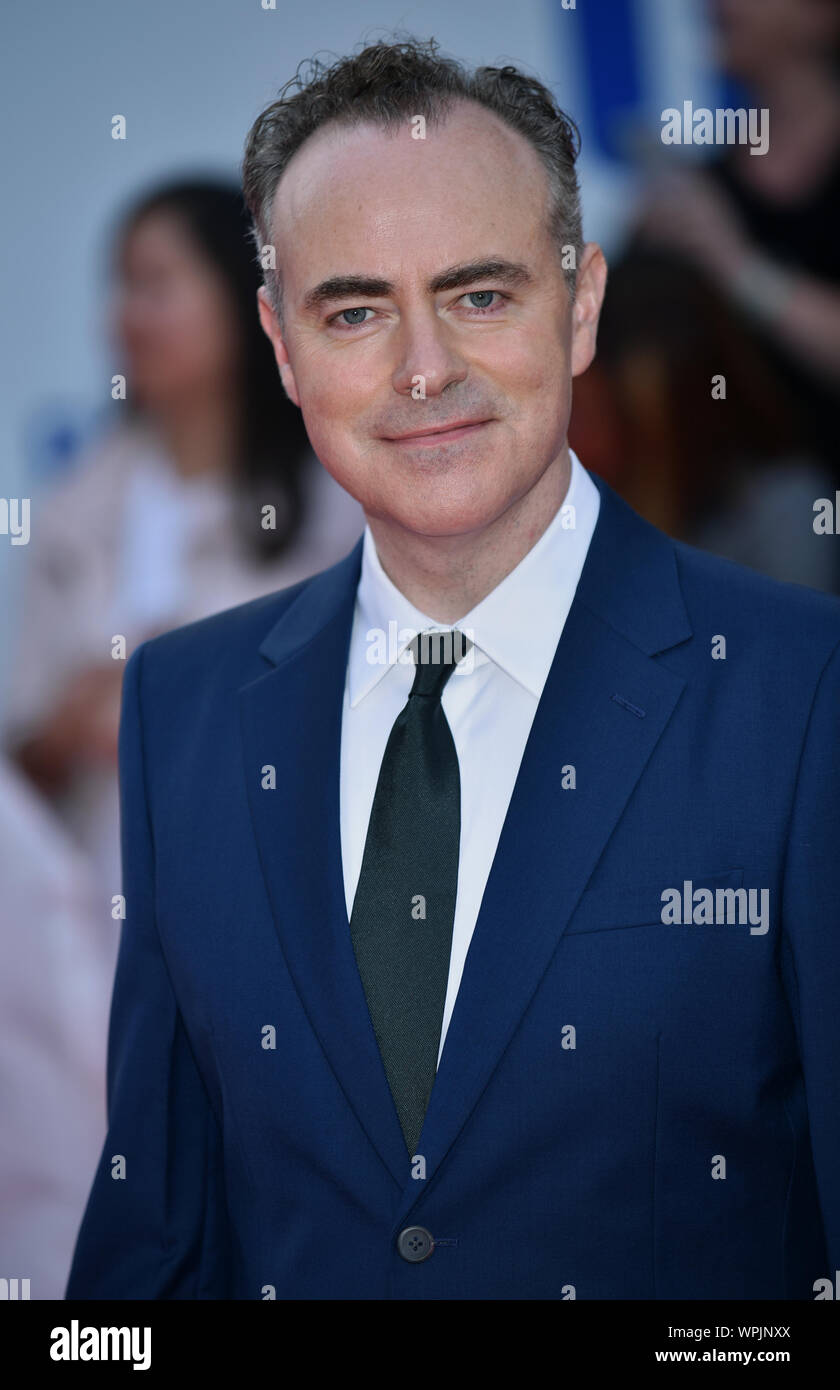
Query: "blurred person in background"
0 178 362 1298
587 0 840 592
3 177 364 923
633 0 840 481
570 247 838 591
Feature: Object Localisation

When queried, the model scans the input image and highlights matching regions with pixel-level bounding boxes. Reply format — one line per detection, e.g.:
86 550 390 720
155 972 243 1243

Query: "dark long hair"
108 176 310 561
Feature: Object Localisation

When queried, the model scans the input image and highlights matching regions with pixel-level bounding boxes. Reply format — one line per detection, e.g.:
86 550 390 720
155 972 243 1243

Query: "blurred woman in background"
3 177 363 912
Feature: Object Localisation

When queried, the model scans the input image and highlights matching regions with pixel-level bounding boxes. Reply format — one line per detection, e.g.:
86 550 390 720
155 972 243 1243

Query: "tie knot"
408 629 472 699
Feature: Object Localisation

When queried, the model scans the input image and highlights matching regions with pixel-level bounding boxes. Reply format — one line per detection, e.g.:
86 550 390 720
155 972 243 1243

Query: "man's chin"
364 494 512 542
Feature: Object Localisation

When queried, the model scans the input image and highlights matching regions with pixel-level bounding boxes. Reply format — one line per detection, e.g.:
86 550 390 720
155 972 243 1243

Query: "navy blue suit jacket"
66 473 840 1299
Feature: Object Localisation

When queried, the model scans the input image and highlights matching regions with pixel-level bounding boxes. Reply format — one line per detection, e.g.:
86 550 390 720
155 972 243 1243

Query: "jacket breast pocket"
565 867 745 934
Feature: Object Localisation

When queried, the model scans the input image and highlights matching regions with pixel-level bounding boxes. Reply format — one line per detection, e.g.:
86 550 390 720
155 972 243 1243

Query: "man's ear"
570 243 608 379
257 286 300 407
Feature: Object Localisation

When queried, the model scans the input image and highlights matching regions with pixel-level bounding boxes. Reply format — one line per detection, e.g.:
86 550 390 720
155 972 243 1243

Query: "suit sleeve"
781 634 840 1277
65 641 232 1299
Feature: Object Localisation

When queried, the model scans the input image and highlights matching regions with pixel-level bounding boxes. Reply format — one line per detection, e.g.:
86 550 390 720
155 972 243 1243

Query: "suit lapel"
239 539 412 1190
240 476 694 1215
391 475 693 1227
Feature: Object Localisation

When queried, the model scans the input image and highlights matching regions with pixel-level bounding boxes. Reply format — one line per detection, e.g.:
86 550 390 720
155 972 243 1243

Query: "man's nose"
390 307 469 398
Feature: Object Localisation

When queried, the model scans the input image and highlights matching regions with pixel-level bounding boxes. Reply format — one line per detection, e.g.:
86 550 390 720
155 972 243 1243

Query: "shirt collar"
348 448 600 706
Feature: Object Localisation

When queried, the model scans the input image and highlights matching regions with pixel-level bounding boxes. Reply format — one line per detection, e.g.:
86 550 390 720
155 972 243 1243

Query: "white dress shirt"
340 448 600 1068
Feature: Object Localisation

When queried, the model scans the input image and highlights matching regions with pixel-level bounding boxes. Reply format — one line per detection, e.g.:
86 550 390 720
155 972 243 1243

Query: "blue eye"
460 290 509 315
465 290 496 309
338 307 371 326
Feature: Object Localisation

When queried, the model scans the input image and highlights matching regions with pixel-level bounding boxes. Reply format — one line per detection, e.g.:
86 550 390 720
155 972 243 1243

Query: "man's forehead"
270 104 551 296
271 101 548 237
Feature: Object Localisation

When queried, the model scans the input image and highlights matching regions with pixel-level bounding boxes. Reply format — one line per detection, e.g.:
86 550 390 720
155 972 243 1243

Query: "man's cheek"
304 359 365 415
490 339 564 401
299 403 360 476
519 340 567 391
297 372 345 427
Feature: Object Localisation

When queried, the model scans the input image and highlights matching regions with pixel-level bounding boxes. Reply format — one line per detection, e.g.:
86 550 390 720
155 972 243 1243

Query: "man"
66 37 840 1300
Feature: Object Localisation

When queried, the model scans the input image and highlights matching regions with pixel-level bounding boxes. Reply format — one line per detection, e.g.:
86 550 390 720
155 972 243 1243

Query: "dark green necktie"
350 629 472 1158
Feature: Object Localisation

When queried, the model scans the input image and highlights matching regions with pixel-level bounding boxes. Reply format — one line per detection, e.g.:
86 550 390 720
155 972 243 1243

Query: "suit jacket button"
397 1226 434 1262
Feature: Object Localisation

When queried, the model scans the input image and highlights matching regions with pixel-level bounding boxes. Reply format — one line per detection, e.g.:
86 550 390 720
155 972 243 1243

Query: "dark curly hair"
241 34 583 327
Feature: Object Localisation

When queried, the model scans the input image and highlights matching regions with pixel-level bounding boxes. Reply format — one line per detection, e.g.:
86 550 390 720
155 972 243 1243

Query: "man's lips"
383 418 492 446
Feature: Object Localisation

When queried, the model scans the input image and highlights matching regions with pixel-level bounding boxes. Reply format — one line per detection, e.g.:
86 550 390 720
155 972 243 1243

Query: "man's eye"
460 290 506 312
330 307 374 329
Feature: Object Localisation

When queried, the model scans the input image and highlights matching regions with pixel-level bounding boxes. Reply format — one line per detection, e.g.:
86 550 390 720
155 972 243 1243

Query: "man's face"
258 100 606 539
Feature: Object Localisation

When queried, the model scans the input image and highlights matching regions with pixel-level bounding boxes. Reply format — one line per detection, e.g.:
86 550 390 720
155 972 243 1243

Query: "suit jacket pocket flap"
566 867 745 934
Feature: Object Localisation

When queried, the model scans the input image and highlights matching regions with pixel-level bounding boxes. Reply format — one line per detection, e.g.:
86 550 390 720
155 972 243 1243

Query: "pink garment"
0 756 110 1300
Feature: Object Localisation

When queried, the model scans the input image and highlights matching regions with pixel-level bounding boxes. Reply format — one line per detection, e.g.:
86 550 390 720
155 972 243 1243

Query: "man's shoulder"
670 531 840 667
129 559 336 700
590 475 840 675
151 577 305 655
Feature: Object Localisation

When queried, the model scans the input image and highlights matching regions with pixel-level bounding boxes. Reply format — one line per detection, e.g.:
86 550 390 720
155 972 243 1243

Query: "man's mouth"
383 418 492 446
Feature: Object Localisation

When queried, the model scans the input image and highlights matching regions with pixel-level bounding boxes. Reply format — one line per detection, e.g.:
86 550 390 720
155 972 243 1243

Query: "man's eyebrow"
429 259 534 294
301 259 534 314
